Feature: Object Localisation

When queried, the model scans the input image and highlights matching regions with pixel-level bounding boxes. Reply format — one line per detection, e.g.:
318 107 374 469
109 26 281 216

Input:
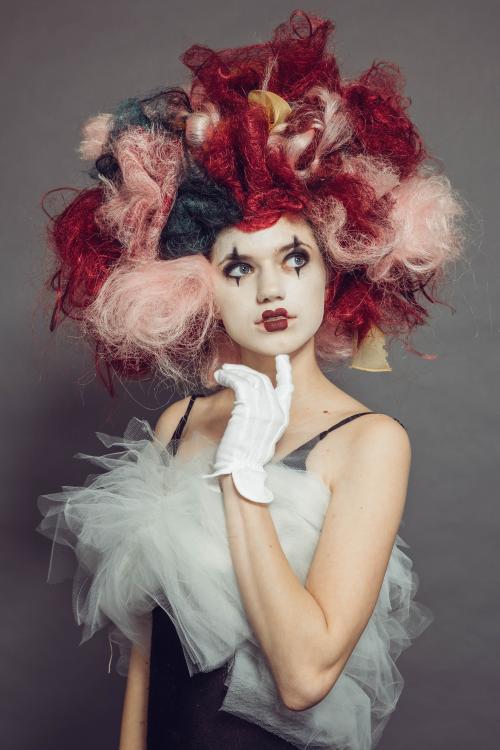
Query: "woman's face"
209 212 328 357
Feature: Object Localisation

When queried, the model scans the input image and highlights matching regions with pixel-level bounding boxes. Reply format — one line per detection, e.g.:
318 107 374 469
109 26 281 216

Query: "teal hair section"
110 97 151 138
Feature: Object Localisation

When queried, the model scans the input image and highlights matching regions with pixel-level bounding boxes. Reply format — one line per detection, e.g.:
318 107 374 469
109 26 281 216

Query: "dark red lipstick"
258 308 294 332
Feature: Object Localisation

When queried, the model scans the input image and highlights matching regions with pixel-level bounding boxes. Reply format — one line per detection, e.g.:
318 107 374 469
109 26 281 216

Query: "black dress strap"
170 394 201 443
317 411 375 440
318 412 407 441
277 412 407 467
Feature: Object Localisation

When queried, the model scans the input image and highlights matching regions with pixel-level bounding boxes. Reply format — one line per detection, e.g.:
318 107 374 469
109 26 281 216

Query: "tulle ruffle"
37 417 433 749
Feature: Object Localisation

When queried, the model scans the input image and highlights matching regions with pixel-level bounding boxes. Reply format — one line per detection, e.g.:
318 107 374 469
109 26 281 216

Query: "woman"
38 10 464 750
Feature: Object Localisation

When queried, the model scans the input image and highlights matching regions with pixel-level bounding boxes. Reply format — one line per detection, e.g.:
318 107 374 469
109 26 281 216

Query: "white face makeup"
209 213 328 358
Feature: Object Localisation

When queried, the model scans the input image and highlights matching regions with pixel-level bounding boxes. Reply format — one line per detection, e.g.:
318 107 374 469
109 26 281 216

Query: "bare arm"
118 643 150 750
118 397 191 749
219 415 410 711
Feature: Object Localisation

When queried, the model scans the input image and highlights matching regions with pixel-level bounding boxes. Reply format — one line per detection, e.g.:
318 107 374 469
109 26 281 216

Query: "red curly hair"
44 10 464 395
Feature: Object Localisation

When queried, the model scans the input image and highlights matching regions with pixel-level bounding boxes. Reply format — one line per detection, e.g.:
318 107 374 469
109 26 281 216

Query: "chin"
237 335 309 358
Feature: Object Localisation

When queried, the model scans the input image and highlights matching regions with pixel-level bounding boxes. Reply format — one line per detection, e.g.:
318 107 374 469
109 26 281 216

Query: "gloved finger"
222 363 273 388
213 369 247 400
226 375 267 423
274 354 294 406
222 364 273 394
215 368 260 405
222 363 262 376
218 367 276 444
275 354 292 386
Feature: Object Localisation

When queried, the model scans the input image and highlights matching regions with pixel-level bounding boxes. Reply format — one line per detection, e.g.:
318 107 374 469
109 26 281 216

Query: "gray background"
2 0 498 748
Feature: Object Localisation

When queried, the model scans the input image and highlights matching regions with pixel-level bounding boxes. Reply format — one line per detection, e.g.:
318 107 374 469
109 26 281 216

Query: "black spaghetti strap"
170 394 200 443
170 402 406 464
318 411 407 441
318 411 376 440
278 411 406 465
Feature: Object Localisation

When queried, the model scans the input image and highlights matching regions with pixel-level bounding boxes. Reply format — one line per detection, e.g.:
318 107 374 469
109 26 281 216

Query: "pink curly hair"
44 10 465 396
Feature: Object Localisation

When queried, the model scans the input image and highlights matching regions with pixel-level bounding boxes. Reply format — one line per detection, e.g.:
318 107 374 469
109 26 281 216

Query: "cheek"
298 266 326 303
296 269 327 329
210 274 230 316
211 279 248 327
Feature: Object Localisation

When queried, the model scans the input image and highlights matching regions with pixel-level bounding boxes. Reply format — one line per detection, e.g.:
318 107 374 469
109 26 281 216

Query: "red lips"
259 308 289 323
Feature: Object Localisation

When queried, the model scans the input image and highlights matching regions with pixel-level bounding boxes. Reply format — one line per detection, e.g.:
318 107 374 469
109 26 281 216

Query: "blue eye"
222 250 310 280
223 262 253 279
286 251 309 268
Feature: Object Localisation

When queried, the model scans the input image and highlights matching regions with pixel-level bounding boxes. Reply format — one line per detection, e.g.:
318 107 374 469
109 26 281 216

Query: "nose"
256 266 286 304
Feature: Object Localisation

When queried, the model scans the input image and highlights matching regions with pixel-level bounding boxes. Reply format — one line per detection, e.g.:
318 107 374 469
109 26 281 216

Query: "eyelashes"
222 250 310 286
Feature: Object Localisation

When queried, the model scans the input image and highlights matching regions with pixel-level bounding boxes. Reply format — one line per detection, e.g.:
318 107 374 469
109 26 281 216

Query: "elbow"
280 691 316 713
277 631 348 711
279 665 341 712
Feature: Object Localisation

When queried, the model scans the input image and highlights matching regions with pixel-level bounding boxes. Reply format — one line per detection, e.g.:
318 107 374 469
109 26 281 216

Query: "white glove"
202 354 294 504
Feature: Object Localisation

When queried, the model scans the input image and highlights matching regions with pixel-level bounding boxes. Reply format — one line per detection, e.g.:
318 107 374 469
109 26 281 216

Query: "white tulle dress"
37 410 433 750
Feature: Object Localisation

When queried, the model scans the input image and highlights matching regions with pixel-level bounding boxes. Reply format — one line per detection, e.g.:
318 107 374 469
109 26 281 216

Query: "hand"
202 354 294 504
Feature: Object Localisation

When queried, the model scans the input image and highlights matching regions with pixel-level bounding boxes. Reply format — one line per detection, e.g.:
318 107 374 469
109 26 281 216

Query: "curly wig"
44 10 464 395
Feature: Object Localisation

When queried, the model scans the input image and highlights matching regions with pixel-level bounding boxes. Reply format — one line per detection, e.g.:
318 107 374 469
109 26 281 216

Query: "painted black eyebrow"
217 235 312 266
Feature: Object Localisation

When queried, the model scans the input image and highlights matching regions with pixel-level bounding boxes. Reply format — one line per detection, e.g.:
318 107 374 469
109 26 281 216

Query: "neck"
238 337 337 421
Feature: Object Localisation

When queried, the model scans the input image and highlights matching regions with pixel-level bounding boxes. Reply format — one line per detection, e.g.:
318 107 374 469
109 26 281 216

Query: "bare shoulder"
154 389 227 446
347 412 411 462
312 410 411 494
328 414 412 524
344 413 410 480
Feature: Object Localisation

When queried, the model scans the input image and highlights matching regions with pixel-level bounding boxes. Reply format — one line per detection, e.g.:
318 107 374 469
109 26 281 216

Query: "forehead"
210 213 318 260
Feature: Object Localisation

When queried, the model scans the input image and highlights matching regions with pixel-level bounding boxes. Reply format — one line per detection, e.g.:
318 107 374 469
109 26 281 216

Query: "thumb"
274 354 294 415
